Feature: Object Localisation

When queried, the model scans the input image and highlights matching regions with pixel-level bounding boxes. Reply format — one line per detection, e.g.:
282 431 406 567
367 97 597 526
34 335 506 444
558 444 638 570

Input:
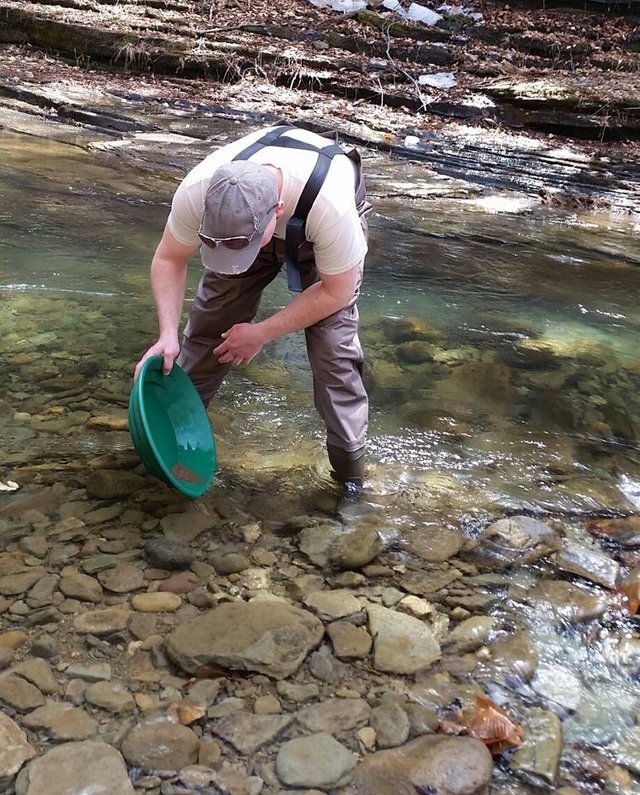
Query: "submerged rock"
481 630 538 682
354 734 493 795
527 579 608 623
555 540 619 590
511 708 562 786
469 515 561 570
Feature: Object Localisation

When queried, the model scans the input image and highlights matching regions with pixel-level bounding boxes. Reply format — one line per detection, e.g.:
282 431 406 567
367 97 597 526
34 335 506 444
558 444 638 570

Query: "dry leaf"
439 696 523 755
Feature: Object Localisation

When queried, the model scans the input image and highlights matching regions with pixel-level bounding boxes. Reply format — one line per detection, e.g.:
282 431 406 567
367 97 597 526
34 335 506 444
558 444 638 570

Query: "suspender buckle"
284 216 306 293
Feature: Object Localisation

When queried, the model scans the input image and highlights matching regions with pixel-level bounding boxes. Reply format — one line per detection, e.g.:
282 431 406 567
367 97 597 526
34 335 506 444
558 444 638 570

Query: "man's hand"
134 335 180 380
213 323 266 366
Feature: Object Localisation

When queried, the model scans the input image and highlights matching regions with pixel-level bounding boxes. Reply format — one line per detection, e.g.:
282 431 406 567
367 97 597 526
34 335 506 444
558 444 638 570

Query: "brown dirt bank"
0 0 639 151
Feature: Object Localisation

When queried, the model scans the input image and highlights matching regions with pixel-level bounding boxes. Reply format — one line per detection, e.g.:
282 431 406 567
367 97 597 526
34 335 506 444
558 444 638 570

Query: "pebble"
131 592 182 612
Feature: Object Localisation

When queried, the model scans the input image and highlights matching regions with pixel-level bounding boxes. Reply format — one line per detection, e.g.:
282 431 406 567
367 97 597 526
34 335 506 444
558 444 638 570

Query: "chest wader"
232 126 367 488
179 126 369 488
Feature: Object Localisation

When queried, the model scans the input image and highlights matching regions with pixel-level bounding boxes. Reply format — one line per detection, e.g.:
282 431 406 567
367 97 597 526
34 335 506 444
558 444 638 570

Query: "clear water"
2 125 640 789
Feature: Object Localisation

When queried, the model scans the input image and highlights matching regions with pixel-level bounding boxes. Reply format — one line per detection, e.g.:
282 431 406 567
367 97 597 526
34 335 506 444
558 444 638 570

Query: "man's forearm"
151 255 188 338
258 281 348 342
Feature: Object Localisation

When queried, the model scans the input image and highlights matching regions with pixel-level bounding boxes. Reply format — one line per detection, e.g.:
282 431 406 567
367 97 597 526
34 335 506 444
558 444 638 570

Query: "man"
134 124 372 489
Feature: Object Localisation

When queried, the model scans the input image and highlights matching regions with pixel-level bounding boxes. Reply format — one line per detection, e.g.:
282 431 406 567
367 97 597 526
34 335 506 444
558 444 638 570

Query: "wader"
177 126 372 485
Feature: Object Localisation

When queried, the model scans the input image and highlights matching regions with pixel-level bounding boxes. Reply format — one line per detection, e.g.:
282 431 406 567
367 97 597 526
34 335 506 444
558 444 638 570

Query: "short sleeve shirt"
167 127 367 276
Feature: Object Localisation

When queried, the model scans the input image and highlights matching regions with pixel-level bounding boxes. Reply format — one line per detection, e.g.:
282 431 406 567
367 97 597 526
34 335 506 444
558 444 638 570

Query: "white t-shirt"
167 126 368 276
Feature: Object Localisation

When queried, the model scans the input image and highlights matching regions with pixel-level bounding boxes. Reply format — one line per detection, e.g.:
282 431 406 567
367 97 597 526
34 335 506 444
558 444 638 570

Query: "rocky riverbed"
1 1 640 789
1 460 640 794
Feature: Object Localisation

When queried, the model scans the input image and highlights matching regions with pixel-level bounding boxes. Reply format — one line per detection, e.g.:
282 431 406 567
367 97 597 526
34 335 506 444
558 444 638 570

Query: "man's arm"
214 264 361 366
134 228 199 378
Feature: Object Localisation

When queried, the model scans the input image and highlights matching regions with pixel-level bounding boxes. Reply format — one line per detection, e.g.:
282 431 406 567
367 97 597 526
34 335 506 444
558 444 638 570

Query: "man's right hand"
134 337 180 380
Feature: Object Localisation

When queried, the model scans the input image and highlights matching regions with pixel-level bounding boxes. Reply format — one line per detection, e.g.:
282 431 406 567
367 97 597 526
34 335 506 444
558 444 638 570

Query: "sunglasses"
198 204 278 251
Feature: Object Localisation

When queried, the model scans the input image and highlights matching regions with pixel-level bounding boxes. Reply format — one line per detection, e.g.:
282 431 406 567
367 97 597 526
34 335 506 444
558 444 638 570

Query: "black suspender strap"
231 126 345 292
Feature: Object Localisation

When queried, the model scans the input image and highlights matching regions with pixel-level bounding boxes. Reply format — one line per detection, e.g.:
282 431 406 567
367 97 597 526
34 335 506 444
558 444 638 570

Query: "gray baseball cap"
199 161 278 275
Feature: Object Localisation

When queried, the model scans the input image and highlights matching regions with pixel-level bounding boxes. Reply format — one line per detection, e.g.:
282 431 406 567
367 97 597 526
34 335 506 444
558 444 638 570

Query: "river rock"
0 674 46 711
304 589 363 620
555 541 619 589
22 700 98 740
510 708 562 786
12 659 59 694
0 712 35 790
296 697 371 734
131 592 182 612
212 711 293 754
0 568 46 596
371 701 410 748
59 570 103 603
159 511 213 542
442 616 496 654
530 664 583 714
367 603 440 674
326 621 372 658
86 469 147 499
354 734 493 795
84 681 135 714
121 721 200 774
527 579 608 622
165 601 323 679
587 516 640 548
144 537 194 570
482 630 538 682
298 522 381 570
276 732 357 789
406 526 465 562
470 515 561 569
73 606 130 635
15 740 134 794
97 563 145 593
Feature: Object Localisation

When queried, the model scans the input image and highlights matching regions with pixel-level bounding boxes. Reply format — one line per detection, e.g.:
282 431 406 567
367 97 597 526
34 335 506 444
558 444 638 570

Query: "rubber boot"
327 444 365 492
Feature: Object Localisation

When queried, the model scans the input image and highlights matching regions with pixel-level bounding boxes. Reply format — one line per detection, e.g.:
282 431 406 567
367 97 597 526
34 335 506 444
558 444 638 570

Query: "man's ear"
275 199 285 218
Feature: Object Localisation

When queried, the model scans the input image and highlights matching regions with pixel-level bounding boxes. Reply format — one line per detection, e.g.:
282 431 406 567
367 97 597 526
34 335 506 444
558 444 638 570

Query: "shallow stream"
1 121 640 793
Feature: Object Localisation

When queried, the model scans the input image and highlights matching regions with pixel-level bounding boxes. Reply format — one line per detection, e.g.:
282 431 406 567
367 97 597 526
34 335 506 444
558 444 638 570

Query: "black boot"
327 444 365 492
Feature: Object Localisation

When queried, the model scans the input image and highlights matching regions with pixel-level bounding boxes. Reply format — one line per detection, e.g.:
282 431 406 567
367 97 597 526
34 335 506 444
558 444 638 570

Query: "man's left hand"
213 323 265 366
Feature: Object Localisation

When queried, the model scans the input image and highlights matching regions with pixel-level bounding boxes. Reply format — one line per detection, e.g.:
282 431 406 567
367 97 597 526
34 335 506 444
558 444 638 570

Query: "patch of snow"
382 0 442 24
461 93 495 109
404 135 421 147
438 3 483 21
418 72 457 89
307 0 367 10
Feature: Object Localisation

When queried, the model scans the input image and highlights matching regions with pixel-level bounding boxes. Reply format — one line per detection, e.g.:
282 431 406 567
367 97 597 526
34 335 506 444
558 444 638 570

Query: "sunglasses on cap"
198 203 279 251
